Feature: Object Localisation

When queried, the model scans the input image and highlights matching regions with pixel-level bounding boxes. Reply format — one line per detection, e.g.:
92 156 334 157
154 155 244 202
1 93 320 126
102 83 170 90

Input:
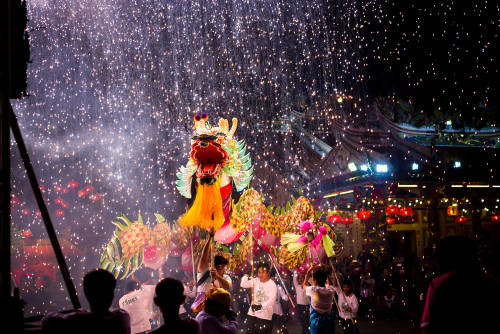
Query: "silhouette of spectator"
150 277 199 334
195 287 238 334
420 236 499 333
42 269 130 334
379 287 400 319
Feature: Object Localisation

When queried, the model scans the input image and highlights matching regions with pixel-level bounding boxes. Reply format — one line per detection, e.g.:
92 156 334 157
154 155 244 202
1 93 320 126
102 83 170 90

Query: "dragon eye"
194 114 201 121
201 113 208 120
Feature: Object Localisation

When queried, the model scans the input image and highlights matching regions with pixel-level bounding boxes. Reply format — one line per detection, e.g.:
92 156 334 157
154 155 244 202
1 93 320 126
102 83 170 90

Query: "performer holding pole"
240 262 277 334
191 229 232 312
302 265 336 334
330 261 359 333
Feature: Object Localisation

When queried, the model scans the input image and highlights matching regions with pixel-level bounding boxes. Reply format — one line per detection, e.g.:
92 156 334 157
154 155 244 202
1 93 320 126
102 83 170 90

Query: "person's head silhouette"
154 278 185 318
204 288 232 318
83 269 116 313
312 266 328 287
437 236 477 273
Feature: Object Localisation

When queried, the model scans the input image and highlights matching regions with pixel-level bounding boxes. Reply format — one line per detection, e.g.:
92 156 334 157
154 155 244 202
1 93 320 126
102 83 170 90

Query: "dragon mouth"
190 137 228 182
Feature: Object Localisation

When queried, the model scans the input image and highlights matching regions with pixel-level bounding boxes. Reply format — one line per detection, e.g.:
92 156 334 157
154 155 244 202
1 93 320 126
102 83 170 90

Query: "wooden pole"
329 258 355 325
327 259 342 315
190 228 197 293
249 221 254 305
210 231 215 284
265 251 295 308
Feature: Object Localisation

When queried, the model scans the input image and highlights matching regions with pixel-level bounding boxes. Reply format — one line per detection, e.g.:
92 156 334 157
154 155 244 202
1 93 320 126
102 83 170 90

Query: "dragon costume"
176 113 253 231
99 114 343 278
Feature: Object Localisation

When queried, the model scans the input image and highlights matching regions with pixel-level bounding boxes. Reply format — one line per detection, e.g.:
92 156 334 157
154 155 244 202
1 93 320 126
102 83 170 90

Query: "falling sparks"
9 0 498 316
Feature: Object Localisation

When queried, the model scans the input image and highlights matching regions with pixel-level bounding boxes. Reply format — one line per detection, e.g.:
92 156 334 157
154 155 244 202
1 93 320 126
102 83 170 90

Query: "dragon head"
190 114 238 184
176 114 253 199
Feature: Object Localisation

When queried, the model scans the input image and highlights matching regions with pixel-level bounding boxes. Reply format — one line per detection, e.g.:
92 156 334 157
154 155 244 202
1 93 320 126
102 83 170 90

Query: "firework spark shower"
12 0 377 314
6 0 499 327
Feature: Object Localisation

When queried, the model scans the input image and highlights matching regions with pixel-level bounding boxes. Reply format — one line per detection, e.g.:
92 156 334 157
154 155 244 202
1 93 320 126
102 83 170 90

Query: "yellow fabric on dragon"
179 177 225 231
281 232 307 253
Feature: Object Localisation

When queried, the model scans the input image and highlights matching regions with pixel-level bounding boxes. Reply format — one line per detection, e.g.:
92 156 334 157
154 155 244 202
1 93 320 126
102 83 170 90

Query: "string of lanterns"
325 199 499 227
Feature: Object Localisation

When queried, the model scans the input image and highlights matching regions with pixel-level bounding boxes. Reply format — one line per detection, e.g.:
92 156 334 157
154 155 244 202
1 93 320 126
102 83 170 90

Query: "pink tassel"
299 220 316 234
319 225 328 235
311 233 322 247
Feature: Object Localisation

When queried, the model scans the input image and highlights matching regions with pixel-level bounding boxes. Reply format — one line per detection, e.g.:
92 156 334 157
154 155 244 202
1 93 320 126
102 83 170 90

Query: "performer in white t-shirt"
240 262 277 334
332 269 359 334
293 270 310 334
119 281 155 334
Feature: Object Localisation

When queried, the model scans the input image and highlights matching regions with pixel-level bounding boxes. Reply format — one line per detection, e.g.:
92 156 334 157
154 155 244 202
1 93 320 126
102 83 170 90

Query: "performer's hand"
251 304 262 312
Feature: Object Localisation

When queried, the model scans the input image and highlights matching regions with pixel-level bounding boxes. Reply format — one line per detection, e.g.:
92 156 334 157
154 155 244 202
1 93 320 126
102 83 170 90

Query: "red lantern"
356 210 371 220
386 217 395 225
399 207 413 217
67 180 79 188
328 215 341 223
491 215 500 223
455 216 466 224
54 198 64 205
341 217 353 225
22 230 32 238
21 208 30 215
77 190 87 198
54 185 62 192
386 205 398 215
447 206 458 216
55 210 65 216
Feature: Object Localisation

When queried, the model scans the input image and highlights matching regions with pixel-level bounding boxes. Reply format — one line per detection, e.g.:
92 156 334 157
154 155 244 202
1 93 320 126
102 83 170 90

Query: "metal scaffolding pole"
9 105 81 309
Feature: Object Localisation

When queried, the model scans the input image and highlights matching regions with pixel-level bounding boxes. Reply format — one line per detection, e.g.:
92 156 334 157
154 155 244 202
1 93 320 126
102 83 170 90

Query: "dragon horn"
228 118 238 139
219 118 229 133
